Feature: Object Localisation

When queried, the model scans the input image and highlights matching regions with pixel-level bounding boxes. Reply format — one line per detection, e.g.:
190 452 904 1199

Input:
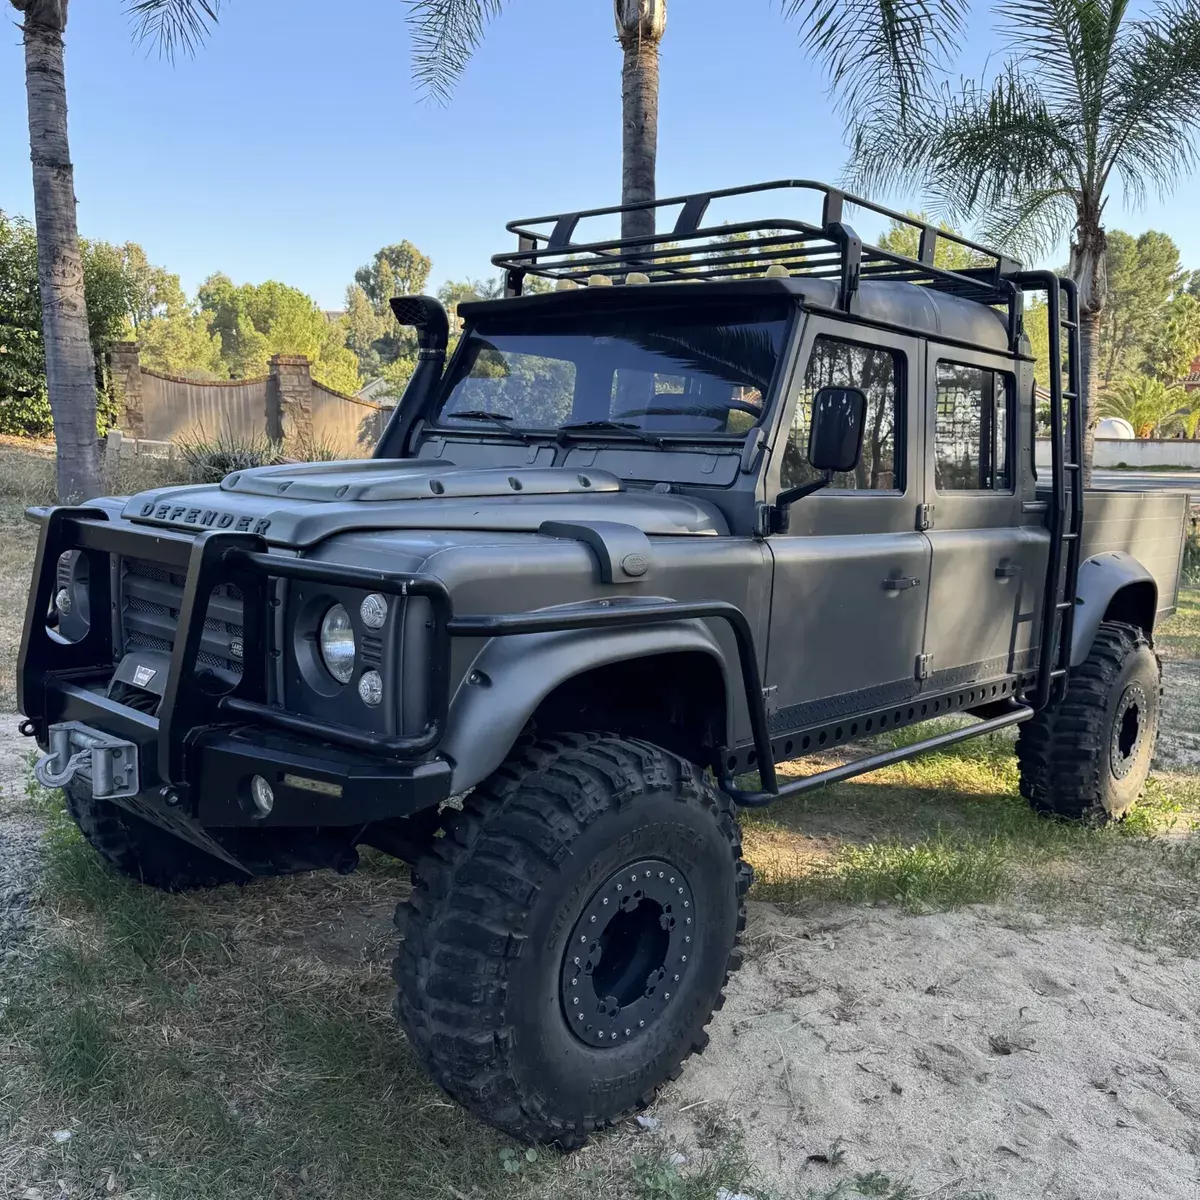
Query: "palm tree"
848 0 1200 483
404 0 966 244
1099 374 1186 438
11 1 219 501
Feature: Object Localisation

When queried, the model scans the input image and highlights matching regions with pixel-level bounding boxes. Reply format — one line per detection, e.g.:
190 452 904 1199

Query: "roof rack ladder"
1019 271 1083 710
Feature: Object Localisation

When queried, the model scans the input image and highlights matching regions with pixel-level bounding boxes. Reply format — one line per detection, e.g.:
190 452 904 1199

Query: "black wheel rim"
560 858 694 1048
1110 682 1148 780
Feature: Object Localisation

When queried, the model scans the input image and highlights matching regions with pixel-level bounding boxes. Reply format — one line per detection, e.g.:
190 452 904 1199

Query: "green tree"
849 0 1200 483
1143 292 1200 383
1099 231 1185 385
344 282 390 377
198 274 362 394
1099 374 1186 437
405 1 961 243
355 242 433 312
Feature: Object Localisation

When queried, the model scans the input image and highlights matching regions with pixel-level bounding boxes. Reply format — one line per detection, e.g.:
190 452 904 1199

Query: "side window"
783 335 902 491
934 363 1013 491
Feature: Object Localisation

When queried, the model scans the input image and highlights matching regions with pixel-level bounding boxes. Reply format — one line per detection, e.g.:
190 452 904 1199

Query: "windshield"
434 306 790 437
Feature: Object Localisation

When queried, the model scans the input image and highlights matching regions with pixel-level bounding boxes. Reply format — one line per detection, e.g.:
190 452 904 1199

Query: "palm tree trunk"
1069 212 1106 488
20 1 102 502
615 1 666 248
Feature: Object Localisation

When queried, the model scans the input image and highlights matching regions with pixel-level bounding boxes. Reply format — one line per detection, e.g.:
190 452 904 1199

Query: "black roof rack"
492 179 1023 317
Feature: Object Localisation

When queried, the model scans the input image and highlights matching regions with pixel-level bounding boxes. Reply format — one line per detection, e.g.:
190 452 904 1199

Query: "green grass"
1156 587 1200 659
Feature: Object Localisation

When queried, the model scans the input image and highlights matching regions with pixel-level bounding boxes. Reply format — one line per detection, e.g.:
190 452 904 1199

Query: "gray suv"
19 181 1184 1146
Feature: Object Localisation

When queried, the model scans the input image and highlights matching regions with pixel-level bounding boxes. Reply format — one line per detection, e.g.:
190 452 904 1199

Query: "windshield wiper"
444 409 533 443
557 420 664 448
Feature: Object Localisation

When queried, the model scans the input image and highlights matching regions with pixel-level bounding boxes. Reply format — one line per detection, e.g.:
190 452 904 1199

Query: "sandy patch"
651 902 1200 1199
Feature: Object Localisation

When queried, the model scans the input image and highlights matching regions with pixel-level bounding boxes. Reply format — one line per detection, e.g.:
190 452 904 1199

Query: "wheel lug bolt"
572 978 578 986
611 1032 617 1040
581 935 587 942
590 916 596 923
683 901 690 908
686 918 692 925
639 1020 645 1027
603 897 609 905
574 957 580 965
616 884 622 892
578 1014 583 1020
573 996 578 1004
625 1028 631 1036
664 992 671 1000
658 872 664 878
631 874 638 882
644 871 650 878
682 955 687 962
678 887 683 894
685 937 691 944
670 877 675 883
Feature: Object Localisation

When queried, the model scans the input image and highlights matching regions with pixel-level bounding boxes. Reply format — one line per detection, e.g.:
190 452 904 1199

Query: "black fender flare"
441 619 732 793
1070 551 1158 667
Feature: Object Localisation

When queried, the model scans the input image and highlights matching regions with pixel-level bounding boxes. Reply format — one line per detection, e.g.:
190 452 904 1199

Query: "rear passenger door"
921 345 1045 690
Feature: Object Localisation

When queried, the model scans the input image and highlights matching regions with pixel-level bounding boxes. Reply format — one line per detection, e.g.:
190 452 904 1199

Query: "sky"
2 0 1197 311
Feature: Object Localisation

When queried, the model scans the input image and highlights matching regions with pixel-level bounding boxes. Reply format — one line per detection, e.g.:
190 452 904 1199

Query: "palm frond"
1100 0 1200 201
403 0 506 104
125 0 221 60
849 67 1081 228
783 0 969 118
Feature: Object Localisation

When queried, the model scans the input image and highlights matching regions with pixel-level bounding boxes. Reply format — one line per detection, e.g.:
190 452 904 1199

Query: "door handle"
995 563 1022 578
882 576 921 591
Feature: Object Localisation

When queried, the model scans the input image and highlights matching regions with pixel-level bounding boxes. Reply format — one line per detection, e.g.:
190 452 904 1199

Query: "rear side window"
783 335 903 491
934 362 1013 491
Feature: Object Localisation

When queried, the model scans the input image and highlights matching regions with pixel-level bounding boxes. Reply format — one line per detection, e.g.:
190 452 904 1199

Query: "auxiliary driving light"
250 774 275 817
358 669 383 707
360 593 388 629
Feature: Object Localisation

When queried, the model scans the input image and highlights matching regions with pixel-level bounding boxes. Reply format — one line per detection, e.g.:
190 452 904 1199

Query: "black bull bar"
18 509 779 801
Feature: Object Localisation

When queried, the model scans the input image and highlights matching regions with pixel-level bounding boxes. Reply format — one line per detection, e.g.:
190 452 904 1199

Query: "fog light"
360 593 388 629
358 669 383 707
55 587 72 614
250 774 274 816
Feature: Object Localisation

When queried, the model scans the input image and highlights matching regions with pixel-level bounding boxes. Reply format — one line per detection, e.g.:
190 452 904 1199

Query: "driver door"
763 319 930 735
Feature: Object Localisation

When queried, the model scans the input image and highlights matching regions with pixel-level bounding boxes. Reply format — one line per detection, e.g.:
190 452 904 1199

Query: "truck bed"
1076 488 1191 619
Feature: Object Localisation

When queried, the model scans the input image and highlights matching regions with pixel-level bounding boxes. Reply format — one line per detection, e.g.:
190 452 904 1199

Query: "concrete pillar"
267 354 313 446
107 342 144 437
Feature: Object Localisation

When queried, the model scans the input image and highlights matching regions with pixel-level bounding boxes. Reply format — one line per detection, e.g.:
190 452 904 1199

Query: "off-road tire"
64 781 246 891
393 734 751 1147
1017 621 1161 822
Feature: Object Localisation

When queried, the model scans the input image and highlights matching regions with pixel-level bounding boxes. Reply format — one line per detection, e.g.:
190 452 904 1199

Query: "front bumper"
36 679 452 827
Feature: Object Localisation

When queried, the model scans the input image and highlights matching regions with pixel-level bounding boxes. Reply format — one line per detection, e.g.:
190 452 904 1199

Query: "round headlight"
360 593 388 630
318 603 356 684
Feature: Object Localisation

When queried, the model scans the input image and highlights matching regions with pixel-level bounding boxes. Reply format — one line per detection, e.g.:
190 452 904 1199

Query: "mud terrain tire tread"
392 733 750 1147
64 782 245 892
1016 621 1161 822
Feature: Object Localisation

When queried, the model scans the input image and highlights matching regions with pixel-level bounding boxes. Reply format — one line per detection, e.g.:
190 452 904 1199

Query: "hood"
121 458 727 547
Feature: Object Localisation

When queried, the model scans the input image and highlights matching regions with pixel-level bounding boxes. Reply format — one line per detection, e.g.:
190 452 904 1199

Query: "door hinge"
761 685 779 719
916 503 935 531
915 653 933 681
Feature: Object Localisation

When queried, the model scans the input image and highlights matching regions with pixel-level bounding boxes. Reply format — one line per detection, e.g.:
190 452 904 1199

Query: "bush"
174 428 284 483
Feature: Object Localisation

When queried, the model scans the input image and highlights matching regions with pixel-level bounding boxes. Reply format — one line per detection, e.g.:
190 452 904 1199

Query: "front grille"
120 557 245 681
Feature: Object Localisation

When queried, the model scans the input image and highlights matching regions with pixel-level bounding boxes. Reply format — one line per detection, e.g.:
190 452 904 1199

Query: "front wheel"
393 734 751 1147
1017 621 1161 822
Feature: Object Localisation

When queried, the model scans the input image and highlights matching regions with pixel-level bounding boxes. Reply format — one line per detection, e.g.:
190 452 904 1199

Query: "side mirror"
768 386 869 530
808 385 867 473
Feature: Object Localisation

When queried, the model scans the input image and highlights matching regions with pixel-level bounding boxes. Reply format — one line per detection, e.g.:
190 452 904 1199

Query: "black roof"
459 275 1011 355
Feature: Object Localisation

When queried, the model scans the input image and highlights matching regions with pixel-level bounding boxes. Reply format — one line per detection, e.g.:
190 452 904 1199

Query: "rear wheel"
1017 621 1161 822
64 782 247 891
393 734 751 1147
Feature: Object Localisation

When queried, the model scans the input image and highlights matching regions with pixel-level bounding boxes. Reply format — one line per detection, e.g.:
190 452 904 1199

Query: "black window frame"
786 331 907 495
932 360 1016 494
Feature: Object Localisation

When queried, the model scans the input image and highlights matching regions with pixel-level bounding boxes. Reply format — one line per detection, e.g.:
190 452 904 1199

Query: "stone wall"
106 343 383 456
